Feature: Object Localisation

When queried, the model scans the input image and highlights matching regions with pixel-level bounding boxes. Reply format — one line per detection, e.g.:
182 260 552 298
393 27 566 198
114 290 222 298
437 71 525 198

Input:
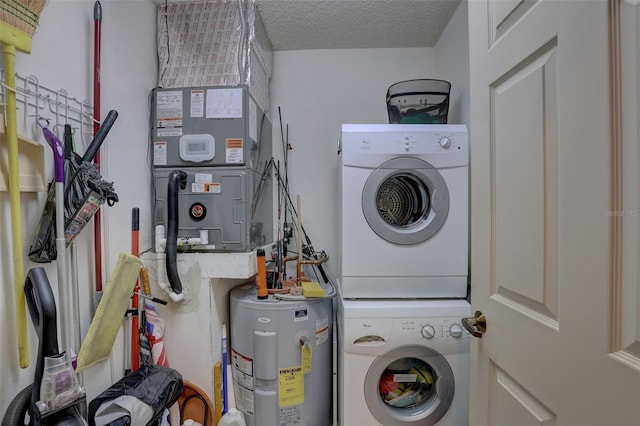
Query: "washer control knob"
439 136 452 149
450 324 463 338
421 325 436 339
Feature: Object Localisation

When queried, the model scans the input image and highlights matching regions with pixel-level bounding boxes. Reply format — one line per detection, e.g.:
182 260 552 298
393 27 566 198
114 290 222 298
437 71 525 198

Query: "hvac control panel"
152 86 267 170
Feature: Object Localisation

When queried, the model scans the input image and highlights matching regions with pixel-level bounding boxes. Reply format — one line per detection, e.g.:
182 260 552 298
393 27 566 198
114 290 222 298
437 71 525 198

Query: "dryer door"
362 157 449 245
364 345 455 426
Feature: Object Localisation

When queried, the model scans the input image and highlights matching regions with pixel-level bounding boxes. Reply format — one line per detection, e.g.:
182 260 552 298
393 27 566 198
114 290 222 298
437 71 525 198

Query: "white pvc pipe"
55 181 73 357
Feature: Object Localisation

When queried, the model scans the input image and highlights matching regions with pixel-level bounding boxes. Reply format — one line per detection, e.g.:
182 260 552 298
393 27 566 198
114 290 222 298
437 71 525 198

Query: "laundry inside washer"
337 295 470 426
379 358 438 408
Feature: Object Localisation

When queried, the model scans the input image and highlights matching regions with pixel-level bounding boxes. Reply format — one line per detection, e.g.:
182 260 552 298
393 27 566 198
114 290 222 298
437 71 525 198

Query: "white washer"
339 124 468 298
337 296 470 426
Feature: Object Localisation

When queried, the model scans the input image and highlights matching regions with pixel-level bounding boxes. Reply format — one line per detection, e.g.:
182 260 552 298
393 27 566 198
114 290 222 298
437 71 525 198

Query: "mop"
76 252 142 371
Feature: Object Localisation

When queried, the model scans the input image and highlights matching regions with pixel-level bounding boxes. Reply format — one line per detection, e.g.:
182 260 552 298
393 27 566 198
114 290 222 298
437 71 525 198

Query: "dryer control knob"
450 324 463 338
421 325 436 339
439 136 452 149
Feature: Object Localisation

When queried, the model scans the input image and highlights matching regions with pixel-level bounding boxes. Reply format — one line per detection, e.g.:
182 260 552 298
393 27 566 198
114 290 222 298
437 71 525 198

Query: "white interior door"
468 0 640 424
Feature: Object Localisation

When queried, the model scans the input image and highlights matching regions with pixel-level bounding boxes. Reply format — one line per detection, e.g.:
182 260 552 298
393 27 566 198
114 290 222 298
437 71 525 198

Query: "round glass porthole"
378 357 438 409
376 173 430 228
364 346 455 426
362 157 449 245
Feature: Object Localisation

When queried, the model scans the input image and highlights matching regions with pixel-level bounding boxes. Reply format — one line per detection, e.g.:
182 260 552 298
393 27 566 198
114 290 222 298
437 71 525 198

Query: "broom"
1 0 47 368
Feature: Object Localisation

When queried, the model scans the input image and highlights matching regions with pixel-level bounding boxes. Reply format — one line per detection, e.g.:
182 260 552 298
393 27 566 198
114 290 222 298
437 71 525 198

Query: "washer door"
362 157 449 245
364 345 455 426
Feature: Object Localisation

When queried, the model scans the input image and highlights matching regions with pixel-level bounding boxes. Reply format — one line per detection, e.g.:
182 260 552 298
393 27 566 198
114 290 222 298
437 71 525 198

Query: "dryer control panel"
340 123 469 169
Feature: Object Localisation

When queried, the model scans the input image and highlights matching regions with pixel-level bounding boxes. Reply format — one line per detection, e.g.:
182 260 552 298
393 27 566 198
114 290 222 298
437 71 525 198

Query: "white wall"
1 0 156 413
269 48 438 283
435 0 470 127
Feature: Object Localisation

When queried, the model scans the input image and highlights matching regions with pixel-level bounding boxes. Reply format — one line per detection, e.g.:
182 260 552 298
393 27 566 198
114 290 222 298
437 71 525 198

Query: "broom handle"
93 1 104 298
3 44 29 368
131 207 140 371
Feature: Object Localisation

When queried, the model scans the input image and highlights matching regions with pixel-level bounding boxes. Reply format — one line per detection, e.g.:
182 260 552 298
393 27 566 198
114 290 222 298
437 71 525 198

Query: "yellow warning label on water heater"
302 342 312 374
279 366 304 407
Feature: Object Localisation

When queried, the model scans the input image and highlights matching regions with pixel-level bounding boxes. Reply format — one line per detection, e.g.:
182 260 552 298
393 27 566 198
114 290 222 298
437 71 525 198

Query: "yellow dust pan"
76 252 142 371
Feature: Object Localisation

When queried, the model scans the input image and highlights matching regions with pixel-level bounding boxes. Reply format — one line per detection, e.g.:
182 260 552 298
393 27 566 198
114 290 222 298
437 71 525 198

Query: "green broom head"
0 0 47 35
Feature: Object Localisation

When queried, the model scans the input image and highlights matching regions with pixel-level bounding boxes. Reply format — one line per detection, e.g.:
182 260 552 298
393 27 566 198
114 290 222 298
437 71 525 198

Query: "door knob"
462 310 487 338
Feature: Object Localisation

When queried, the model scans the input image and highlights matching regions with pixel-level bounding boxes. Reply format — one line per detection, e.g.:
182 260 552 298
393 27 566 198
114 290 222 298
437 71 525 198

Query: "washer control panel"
397 317 471 342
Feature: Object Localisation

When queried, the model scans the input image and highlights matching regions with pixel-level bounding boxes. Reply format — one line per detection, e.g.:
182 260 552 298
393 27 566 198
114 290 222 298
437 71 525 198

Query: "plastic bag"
88 364 184 426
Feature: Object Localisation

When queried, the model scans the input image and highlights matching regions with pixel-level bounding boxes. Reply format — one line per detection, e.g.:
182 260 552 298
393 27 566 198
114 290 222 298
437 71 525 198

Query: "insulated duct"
166 170 187 301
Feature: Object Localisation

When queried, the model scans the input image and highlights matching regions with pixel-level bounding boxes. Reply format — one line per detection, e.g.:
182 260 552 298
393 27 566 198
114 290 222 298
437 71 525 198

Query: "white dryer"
339 124 468 298
337 296 470 426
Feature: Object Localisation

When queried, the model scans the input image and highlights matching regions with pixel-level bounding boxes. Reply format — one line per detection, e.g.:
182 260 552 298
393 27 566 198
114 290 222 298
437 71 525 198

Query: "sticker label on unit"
279 406 303 426
153 141 167 166
194 173 212 183
393 373 418 383
301 342 312 374
231 349 255 417
249 98 258 142
206 88 243 118
190 174 222 194
234 382 255 416
190 89 204 118
156 91 183 134
315 316 329 345
204 182 221 193
225 138 244 163
231 350 254 384
294 308 308 322
157 128 182 137
278 366 304 407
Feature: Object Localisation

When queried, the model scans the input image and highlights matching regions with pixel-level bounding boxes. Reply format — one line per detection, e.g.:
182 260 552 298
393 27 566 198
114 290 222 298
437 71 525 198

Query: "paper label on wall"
225 138 244 163
153 141 167 165
206 88 243 118
190 90 205 117
156 91 183 133
315 316 329 345
278 366 304 407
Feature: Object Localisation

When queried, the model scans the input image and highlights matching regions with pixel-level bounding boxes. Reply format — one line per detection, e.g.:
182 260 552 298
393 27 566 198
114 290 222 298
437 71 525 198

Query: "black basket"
386 79 451 124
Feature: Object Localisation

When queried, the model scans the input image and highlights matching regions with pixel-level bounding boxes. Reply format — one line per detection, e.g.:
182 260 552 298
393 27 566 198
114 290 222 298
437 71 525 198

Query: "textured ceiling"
255 0 461 50
156 0 462 51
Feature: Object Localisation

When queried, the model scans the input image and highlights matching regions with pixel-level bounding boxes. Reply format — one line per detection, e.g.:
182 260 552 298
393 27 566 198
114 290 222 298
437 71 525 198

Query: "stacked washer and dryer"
337 123 471 425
